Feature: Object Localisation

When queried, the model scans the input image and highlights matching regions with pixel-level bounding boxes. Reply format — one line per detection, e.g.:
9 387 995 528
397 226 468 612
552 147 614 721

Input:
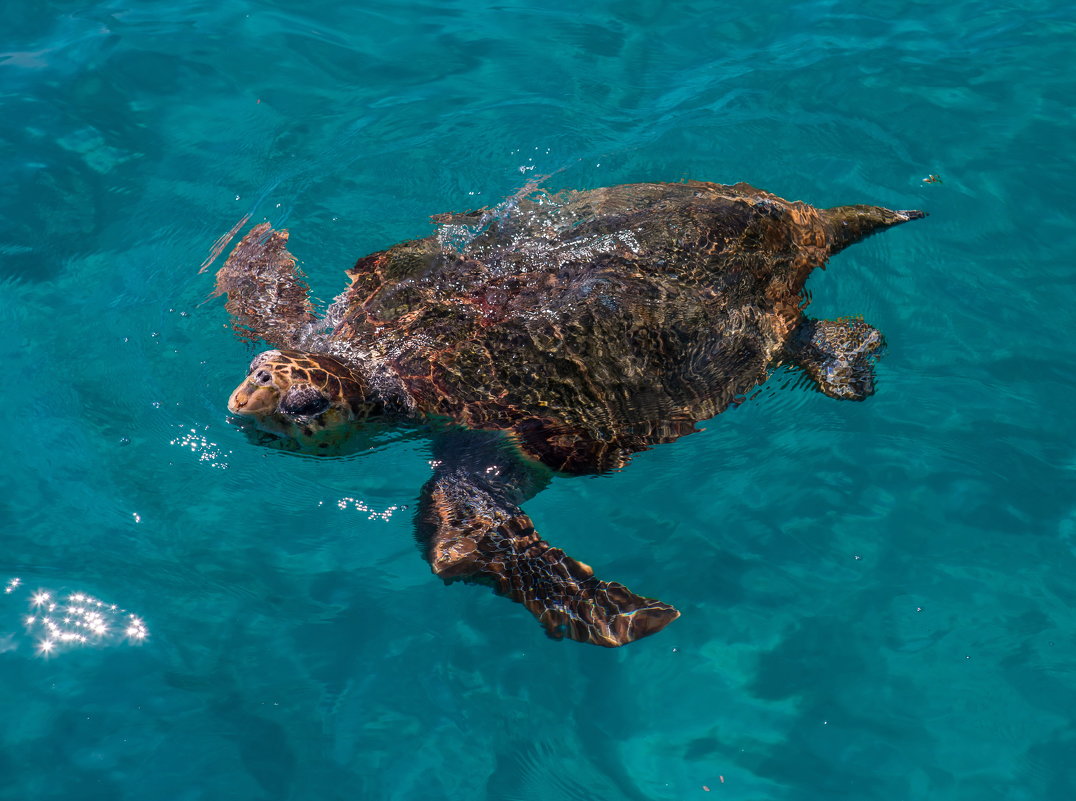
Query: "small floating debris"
922 174 943 184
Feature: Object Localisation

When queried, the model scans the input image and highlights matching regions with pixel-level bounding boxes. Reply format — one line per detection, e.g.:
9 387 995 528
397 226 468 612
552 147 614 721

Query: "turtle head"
227 349 379 445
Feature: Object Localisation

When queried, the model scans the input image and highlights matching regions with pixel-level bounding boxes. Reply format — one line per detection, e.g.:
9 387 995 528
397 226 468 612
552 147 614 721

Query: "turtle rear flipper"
786 317 885 400
419 464 678 647
214 222 317 348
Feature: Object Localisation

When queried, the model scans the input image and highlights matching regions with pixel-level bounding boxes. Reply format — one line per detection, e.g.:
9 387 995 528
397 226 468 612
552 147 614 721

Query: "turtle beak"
227 382 279 415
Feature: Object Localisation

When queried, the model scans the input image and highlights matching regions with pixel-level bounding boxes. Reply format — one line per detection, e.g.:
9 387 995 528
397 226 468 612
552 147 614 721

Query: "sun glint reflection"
170 425 231 469
332 496 401 521
4 578 149 657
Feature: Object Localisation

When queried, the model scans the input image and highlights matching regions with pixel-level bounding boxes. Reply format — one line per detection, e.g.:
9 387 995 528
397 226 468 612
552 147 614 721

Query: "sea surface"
2 1 1075 799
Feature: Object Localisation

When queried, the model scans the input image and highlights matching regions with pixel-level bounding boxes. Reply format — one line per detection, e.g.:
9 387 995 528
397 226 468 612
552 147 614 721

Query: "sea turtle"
213 180 924 647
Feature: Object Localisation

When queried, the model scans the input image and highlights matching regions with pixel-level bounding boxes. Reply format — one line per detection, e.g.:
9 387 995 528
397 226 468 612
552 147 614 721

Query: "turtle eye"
252 370 273 386
279 385 330 417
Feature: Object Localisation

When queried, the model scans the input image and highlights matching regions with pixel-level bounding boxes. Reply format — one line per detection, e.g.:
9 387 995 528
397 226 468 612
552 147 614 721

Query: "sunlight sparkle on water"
170 425 231 469
4 578 148 657
334 496 400 521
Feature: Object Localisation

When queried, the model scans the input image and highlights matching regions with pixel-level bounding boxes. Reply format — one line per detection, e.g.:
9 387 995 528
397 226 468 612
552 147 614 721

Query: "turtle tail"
822 205 927 255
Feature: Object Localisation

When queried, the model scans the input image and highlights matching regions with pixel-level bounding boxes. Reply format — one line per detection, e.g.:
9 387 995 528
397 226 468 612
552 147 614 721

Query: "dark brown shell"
328 181 872 472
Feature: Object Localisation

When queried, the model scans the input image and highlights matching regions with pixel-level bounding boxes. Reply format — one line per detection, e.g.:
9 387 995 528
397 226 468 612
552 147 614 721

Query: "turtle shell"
328 181 837 472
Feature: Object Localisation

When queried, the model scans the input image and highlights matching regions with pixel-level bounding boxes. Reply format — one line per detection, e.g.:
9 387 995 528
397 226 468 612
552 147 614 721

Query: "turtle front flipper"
785 317 885 400
416 434 678 646
214 222 317 348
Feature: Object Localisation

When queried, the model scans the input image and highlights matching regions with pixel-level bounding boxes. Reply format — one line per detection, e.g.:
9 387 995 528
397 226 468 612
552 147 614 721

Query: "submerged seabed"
2 1 1075 799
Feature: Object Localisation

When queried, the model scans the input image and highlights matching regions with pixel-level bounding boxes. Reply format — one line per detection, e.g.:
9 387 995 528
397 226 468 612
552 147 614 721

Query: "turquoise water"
2 0 1075 798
